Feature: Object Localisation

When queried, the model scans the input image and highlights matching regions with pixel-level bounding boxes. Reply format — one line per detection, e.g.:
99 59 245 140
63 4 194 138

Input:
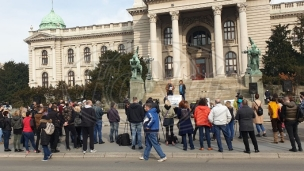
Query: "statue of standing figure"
246 37 262 75
130 46 143 80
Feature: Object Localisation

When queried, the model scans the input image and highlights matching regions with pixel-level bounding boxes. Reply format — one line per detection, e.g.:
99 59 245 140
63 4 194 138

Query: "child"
39 115 53 161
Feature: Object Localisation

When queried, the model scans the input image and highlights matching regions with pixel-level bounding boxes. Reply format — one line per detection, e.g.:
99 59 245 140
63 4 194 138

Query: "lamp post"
143 54 154 80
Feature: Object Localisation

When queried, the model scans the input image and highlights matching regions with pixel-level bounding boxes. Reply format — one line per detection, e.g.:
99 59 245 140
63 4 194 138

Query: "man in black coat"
235 99 259 153
127 97 145 149
81 100 97 154
48 105 61 153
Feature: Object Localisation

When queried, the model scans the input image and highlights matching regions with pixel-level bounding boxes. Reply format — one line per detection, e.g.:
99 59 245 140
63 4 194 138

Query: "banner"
167 95 182 106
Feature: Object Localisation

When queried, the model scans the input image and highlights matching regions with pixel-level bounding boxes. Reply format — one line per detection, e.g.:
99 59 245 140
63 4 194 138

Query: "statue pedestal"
244 73 250 88
130 80 145 101
250 74 264 104
145 80 155 93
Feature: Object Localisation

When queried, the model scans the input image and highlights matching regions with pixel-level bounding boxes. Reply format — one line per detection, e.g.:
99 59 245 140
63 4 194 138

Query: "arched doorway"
186 26 212 80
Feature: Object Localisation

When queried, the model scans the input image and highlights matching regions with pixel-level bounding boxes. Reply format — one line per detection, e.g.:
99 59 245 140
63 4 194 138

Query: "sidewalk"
1 110 304 159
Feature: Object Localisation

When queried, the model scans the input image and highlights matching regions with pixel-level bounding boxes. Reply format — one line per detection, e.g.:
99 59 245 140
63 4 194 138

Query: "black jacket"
143 99 160 113
235 105 255 131
127 103 145 123
81 107 97 127
47 110 61 128
3 117 12 131
107 108 120 123
39 119 51 146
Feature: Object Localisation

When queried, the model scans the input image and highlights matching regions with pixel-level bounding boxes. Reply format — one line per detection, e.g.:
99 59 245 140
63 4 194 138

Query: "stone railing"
271 1 304 13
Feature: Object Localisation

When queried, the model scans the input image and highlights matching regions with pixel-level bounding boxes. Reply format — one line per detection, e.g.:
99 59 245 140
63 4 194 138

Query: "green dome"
39 9 66 30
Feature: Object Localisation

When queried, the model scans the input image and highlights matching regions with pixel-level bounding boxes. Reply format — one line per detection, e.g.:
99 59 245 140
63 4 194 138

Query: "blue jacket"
143 108 159 133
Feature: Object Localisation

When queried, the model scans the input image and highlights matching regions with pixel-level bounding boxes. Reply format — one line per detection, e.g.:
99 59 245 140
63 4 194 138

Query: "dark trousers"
193 126 199 139
50 127 60 150
64 125 78 149
82 126 94 151
271 118 283 133
165 125 174 141
35 129 41 151
75 126 82 146
285 120 302 150
241 131 259 151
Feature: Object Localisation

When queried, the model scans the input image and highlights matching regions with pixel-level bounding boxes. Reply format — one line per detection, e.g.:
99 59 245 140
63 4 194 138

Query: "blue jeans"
0 128 3 142
143 133 166 160
180 92 185 100
131 122 142 147
3 130 11 149
182 133 194 150
23 132 36 151
94 120 103 143
225 120 235 140
214 125 233 151
42 145 51 160
255 124 265 134
109 122 119 141
199 126 211 148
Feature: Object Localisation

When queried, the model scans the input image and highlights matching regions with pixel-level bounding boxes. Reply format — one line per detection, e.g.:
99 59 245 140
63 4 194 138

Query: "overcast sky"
0 0 301 64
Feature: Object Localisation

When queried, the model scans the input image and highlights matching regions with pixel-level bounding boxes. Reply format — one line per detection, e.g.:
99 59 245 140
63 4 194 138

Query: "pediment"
24 32 55 43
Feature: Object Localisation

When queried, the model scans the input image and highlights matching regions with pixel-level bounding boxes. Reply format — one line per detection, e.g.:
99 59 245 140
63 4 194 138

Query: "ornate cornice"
237 3 247 13
127 7 148 16
270 12 304 19
212 6 222 16
148 13 157 23
144 0 178 5
182 15 214 29
170 11 179 21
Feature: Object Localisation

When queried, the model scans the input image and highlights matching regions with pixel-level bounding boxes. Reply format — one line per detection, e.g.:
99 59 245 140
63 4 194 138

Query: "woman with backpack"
161 100 175 145
11 110 24 152
73 105 82 148
252 93 266 137
39 115 53 161
177 100 194 151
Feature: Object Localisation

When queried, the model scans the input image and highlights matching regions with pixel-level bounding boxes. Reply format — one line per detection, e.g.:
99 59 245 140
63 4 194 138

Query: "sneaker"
138 146 143 150
157 157 167 162
26 150 30 154
256 134 261 137
131 146 135 150
262 133 267 137
83 151 86 154
207 147 213 151
139 156 144 160
90 149 97 153
41 159 48 161
48 154 53 159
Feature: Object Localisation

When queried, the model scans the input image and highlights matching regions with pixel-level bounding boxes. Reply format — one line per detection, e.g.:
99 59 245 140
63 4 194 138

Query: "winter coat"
23 117 33 133
81 106 97 127
281 101 298 121
39 119 52 146
161 105 175 119
194 105 211 127
63 106 76 125
107 107 120 123
143 108 159 133
11 116 23 130
127 103 145 123
93 106 103 120
34 113 43 129
3 117 12 131
47 110 61 128
208 104 231 125
177 108 194 136
252 99 263 124
268 101 280 119
235 105 255 132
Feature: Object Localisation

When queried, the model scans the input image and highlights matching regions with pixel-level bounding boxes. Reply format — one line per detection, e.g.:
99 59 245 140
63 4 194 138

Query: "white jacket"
208 104 231 125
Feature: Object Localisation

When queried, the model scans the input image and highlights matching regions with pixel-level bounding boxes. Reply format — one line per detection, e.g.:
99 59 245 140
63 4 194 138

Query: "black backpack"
254 101 263 116
116 123 131 146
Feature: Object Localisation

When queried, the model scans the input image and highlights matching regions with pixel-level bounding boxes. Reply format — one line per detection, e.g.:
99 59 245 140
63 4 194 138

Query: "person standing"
127 97 145 149
11 110 24 152
161 100 175 145
235 99 259 153
208 99 233 152
63 102 78 151
281 96 302 152
268 94 284 144
140 103 167 162
107 102 120 143
2 110 12 152
165 79 175 96
23 111 36 154
39 115 53 161
73 105 83 148
265 90 271 104
179 80 186 100
34 107 44 153
48 104 61 153
194 98 212 151
225 101 235 141
252 93 267 137
93 101 105 144
81 100 97 153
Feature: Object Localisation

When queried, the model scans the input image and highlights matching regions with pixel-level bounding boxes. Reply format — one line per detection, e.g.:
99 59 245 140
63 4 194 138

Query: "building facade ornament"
181 15 214 29
148 13 157 23
212 6 222 16
237 3 247 13
170 11 180 21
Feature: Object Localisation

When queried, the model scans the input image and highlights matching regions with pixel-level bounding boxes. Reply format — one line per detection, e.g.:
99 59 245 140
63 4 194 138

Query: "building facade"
25 0 304 87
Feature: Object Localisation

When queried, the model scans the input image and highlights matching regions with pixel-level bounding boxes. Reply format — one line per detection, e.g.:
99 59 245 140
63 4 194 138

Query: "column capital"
212 6 222 16
30 47 35 51
170 11 179 20
148 13 157 23
237 3 247 13
51 46 56 50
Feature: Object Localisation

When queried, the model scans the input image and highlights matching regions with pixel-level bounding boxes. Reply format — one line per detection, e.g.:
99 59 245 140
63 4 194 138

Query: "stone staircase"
144 77 252 104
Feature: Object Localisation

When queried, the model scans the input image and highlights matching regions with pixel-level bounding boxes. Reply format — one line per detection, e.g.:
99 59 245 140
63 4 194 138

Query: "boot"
272 132 278 144
279 132 284 143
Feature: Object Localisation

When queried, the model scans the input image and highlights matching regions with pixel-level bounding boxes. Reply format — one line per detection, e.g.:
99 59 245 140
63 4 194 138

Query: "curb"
1 152 304 159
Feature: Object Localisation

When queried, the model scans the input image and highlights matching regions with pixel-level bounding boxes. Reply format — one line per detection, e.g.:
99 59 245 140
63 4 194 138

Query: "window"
165 56 173 78
164 27 172 45
118 44 125 53
68 71 75 86
225 52 237 75
224 21 235 40
188 30 211 46
68 49 74 64
84 47 91 63
42 72 48 88
42 50 48 65
84 70 91 84
101 46 107 54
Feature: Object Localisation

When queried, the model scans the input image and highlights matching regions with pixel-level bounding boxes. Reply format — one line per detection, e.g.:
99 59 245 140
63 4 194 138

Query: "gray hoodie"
11 116 23 130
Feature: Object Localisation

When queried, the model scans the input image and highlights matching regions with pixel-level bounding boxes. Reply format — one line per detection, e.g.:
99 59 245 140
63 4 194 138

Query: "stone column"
170 10 181 79
76 45 81 83
51 46 56 81
238 3 248 75
212 6 225 77
31 47 36 84
148 13 159 81
93 43 97 66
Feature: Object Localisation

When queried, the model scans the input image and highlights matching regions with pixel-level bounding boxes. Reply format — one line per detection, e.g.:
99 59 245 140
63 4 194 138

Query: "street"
0 158 302 171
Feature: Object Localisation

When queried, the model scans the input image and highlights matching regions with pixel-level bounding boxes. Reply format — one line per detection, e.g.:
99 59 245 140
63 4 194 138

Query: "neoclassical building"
25 0 304 87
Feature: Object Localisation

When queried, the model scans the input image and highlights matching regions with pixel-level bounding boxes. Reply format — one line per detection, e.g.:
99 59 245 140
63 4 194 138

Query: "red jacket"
23 117 33 133
194 106 211 127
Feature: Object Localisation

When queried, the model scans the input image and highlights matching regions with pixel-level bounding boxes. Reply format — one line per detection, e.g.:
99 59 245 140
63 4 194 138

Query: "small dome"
39 9 66 30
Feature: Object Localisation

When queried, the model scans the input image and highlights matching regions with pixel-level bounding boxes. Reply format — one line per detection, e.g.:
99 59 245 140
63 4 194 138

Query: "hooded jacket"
194 105 211 127
81 105 97 127
281 101 298 121
127 103 145 123
11 115 23 130
161 105 175 119
107 107 120 123
208 103 231 125
268 101 280 119
143 108 159 133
